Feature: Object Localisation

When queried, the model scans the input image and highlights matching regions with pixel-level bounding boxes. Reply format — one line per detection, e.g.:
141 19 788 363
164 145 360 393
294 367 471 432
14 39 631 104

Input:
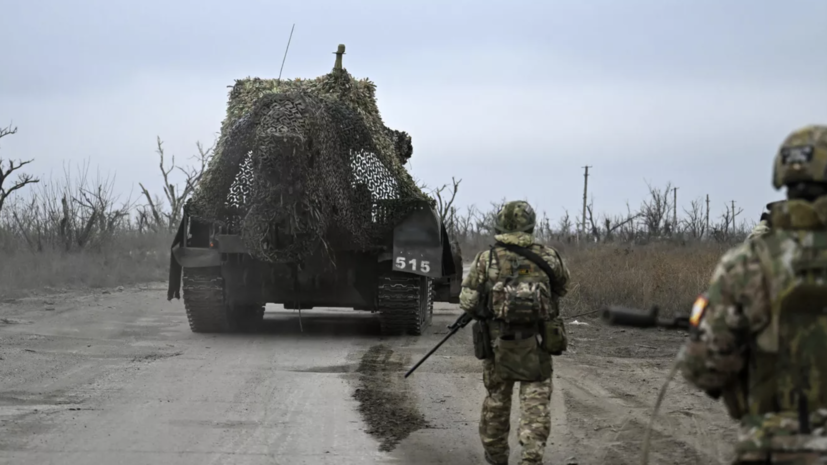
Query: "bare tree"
639 181 673 237
616 202 641 241
139 136 213 232
583 197 640 243
430 177 461 225
535 210 553 243
682 197 707 239
452 204 476 239
557 209 573 240
436 179 752 251
0 124 39 214
709 202 744 242
471 198 505 236
601 211 640 242
585 202 601 241
9 161 133 252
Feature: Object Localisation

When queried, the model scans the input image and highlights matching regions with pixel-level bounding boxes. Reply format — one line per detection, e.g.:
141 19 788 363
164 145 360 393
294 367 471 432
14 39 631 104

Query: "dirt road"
0 283 736 465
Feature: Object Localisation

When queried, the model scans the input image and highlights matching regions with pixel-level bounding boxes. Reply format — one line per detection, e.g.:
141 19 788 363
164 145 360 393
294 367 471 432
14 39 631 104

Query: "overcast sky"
2 0 825 228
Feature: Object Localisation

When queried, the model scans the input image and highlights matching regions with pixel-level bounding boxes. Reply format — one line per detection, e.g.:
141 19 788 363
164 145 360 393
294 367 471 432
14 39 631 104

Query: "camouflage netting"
188 46 431 263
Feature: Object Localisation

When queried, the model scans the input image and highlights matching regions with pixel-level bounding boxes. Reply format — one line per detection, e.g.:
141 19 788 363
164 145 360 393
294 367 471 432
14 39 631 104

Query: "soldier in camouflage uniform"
459 200 570 465
678 125 827 464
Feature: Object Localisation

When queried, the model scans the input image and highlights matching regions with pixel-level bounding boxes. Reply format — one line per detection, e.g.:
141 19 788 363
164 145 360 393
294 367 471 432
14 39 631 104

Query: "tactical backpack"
483 242 567 382
735 228 827 460
495 279 546 324
759 243 827 408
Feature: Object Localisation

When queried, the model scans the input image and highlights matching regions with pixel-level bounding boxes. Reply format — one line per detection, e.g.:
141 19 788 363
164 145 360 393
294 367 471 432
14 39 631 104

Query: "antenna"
277 23 296 82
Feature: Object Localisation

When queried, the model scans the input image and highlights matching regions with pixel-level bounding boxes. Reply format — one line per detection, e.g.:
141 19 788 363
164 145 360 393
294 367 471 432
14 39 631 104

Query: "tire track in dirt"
554 354 736 465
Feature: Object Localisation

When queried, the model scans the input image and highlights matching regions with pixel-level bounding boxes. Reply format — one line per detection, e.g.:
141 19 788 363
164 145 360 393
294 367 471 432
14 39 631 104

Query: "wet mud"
352 344 427 452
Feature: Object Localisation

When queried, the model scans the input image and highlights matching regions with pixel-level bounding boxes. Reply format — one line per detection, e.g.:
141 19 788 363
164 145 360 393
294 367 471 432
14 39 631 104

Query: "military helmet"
494 200 536 234
773 125 827 189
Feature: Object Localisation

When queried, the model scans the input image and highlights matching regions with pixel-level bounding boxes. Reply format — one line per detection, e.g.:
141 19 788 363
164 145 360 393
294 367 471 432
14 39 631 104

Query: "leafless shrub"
4 161 134 253
453 180 750 258
138 136 213 233
430 177 461 222
682 197 708 239
639 181 674 237
709 201 744 243
0 133 212 297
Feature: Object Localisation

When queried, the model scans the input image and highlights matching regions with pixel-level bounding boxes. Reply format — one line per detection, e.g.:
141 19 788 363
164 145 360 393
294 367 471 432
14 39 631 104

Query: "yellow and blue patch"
689 294 709 327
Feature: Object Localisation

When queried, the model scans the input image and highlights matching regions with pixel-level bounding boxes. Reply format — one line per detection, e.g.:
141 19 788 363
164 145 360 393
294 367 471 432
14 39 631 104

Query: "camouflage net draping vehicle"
167 44 462 336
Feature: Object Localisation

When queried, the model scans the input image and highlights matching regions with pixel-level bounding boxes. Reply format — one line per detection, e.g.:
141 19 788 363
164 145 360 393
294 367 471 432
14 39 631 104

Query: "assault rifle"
405 305 682 379
406 241 566 378
601 305 689 330
404 312 473 378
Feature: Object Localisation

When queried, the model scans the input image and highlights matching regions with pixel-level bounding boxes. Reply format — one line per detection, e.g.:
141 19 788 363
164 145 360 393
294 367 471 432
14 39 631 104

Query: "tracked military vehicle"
167 44 462 336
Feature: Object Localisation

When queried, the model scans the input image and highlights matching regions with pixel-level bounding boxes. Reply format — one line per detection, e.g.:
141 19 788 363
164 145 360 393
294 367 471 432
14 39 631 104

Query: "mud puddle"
352 344 427 452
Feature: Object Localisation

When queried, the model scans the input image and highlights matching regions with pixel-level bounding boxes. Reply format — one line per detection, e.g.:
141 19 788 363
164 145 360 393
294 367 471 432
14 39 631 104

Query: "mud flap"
168 215 223 300
168 216 186 300
439 224 460 277
391 206 444 279
172 246 221 268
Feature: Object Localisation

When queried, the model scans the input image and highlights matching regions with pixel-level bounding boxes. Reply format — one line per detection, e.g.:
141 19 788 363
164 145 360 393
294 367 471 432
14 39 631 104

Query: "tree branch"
0 125 40 213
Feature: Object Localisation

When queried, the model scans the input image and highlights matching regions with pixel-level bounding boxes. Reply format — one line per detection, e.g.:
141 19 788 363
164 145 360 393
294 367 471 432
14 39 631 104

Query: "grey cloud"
1 0 825 224
4 0 826 94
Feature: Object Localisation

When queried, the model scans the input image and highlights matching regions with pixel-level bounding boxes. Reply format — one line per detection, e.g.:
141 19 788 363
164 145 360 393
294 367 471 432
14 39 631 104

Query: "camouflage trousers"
480 358 553 465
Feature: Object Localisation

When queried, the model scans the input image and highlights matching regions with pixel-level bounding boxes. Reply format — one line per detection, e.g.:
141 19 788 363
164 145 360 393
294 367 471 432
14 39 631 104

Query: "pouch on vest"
766 254 827 420
472 320 493 360
487 243 554 327
749 233 827 431
541 317 568 355
492 334 551 382
490 280 549 325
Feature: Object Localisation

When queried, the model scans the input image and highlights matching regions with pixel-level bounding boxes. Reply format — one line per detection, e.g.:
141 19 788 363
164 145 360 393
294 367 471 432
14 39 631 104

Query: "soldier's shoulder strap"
475 245 498 291
493 241 557 284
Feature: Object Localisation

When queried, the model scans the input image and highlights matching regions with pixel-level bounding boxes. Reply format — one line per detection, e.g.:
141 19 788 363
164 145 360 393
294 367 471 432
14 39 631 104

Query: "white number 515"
395 257 430 273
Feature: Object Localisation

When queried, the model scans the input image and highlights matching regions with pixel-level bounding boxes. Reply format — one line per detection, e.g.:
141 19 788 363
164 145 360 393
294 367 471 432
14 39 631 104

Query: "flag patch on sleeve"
689 295 709 327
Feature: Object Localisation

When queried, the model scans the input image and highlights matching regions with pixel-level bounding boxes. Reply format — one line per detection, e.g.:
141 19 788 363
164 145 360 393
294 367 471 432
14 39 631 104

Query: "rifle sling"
472 246 495 319
494 241 557 286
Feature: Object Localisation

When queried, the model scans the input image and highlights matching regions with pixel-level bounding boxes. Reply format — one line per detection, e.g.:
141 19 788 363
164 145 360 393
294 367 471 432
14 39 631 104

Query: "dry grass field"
0 217 735 324
0 230 171 299
551 240 729 318
0 231 728 313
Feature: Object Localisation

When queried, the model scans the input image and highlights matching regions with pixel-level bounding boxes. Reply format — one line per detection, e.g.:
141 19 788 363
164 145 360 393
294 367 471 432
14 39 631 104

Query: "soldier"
678 125 827 464
459 200 570 465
